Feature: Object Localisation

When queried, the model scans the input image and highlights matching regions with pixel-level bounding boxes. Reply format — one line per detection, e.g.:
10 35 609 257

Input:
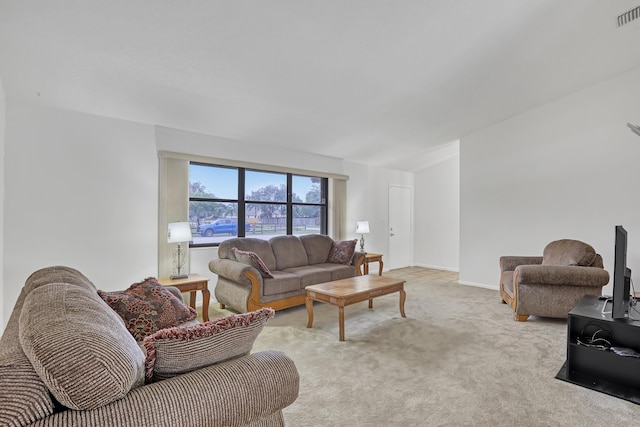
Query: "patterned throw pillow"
98 278 197 341
327 239 358 265
232 247 274 278
142 308 275 383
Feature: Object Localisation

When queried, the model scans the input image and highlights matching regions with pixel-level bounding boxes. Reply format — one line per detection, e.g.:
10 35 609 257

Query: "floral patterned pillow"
98 278 197 341
326 239 358 265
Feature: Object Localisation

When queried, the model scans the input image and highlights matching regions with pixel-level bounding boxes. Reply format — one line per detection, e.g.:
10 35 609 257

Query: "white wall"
3 104 158 325
0 76 5 326
460 66 640 294
414 142 460 271
344 160 414 270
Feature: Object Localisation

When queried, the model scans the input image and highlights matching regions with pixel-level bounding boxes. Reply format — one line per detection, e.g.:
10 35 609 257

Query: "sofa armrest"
209 258 262 287
515 265 610 287
33 350 299 427
352 251 365 276
499 256 543 272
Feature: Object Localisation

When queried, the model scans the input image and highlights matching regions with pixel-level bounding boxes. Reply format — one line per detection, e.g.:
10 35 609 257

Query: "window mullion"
286 174 293 234
238 168 246 237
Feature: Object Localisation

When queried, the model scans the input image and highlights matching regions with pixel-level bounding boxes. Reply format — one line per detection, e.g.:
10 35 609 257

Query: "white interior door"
388 185 412 270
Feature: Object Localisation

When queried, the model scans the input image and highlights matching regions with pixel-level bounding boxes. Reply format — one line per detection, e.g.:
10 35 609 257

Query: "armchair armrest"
515 265 610 287
500 256 543 272
36 350 299 427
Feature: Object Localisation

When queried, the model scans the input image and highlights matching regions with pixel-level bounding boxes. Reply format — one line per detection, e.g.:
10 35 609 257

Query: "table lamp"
168 221 192 279
356 220 370 252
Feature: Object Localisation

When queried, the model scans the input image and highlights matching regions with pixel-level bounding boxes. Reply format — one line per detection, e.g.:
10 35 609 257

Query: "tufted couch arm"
29 350 299 427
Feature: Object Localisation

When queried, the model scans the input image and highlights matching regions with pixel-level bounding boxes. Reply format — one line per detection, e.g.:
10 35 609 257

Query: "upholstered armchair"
499 239 610 321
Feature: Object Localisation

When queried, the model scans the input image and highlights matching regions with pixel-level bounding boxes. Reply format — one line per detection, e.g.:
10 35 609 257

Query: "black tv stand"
556 295 640 405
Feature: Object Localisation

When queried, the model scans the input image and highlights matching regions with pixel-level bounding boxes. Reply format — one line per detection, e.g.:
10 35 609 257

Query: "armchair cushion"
143 308 275 382
19 283 145 410
98 278 197 341
542 239 596 266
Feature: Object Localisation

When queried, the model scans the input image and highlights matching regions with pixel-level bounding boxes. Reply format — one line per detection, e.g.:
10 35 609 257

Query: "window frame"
189 162 328 247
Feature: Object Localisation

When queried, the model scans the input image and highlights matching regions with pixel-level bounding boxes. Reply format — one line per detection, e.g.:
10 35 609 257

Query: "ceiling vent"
617 5 640 27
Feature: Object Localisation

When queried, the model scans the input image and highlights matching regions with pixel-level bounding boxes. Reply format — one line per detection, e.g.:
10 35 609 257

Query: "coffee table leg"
399 289 406 318
306 296 314 328
339 306 345 341
368 298 373 309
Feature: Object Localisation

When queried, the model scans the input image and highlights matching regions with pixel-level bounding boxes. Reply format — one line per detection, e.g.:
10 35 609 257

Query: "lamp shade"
356 221 370 234
167 222 192 243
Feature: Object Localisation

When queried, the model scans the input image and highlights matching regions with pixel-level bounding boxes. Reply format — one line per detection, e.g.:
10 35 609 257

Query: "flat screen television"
612 225 632 319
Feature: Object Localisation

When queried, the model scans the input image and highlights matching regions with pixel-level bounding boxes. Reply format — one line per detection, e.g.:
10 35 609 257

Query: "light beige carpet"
208 267 639 426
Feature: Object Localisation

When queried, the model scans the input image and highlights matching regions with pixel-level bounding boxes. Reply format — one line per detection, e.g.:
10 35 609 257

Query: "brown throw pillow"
98 278 197 341
232 247 275 278
327 239 357 265
142 308 275 382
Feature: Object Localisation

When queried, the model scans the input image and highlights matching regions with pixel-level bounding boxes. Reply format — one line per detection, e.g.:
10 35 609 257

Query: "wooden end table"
158 274 210 322
305 275 406 341
363 253 383 275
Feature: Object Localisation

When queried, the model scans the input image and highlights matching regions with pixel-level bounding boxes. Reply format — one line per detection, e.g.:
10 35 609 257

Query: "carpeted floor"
207 267 640 426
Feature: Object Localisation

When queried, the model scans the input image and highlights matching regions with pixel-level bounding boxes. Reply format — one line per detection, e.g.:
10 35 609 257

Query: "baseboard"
412 263 459 272
458 280 499 291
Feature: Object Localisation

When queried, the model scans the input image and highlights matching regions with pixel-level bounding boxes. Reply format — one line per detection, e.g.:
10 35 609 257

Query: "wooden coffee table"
305 275 406 341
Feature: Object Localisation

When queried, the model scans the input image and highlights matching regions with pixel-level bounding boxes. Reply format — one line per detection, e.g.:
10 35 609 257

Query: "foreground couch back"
211 234 365 313
0 266 299 427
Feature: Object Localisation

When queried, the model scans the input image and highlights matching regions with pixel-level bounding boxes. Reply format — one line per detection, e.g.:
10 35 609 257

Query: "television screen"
612 225 632 319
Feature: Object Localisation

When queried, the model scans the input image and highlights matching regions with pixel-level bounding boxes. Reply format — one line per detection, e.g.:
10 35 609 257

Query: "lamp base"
170 274 189 280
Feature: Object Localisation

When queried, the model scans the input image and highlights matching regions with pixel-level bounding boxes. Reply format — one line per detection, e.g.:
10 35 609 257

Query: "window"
189 162 327 246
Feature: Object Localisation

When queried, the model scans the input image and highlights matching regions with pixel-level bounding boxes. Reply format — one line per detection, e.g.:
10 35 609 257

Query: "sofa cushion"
219 238 277 271
282 266 332 287
591 253 604 268
542 239 596 266
231 247 274 278
143 308 274 382
270 235 309 270
316 263 359 281
327 239 358 265
263 272 301 296
299 234 334 265
98 278 197 341
19 283 146 411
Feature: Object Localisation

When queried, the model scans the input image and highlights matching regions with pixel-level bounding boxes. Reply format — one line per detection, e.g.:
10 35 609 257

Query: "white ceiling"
1 1 639 171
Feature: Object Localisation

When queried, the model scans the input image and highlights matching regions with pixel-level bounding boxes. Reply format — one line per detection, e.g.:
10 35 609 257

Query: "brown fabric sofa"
209 234 365 313
499 239 610 321
0 266 299 427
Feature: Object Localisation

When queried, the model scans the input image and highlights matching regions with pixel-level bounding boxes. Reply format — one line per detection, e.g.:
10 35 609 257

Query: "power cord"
576 324 612 350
